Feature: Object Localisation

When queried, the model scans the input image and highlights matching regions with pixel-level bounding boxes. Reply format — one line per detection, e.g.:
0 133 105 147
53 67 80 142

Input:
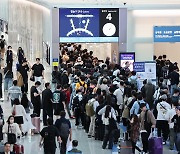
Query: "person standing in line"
62 84 72 119
30 81 41 117
42 83 53 126
31 58 45 84
130 114 142 154
139 103 156 153
113 81 124 121
7 80 22 106
165 101 178 150
143 79 155 110
55 111 72 154
168 66 180 95
40 118 61 154
4 66 13 92
5 46 13 70
19 59 30 94
156 94 171 145
171 106 180 154
17 47 25 64
51 66 61 92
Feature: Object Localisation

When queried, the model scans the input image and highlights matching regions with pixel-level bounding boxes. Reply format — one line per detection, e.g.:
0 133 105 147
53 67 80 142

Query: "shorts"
14 116 24 124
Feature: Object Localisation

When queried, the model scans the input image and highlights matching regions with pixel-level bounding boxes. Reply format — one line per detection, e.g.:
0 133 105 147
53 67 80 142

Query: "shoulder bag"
7 124 16 144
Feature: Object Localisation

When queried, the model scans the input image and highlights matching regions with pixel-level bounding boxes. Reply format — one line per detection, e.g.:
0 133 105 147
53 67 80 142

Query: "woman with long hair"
12 98 27 136
2 115 21 143
102 105 117 149
130 114 142 153
21 93 35 135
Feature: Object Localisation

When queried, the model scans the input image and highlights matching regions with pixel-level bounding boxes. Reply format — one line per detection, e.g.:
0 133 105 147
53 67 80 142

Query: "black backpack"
0 39 5 49
59 122 70 138
72 96 80 110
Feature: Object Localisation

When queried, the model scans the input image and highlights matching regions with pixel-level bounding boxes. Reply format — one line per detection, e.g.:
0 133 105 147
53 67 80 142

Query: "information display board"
133 61 156 89
154 26 180 42
59 8 119 42
120 53 135 71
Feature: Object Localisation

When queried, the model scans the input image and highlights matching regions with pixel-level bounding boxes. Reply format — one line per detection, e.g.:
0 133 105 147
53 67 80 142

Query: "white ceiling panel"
28 0 180 8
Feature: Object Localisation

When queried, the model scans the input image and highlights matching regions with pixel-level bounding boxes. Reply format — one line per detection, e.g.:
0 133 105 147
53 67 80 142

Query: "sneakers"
88 135 92 138
162 141 166 145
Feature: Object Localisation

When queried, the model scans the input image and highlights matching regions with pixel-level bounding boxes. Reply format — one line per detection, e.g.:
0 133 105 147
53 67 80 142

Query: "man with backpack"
76 75 87 94
86 96 99 138
55 111 72 154
40 118 61 154
128 71 138 90
130 93 149 116
139 103 156 154
72 90 83 127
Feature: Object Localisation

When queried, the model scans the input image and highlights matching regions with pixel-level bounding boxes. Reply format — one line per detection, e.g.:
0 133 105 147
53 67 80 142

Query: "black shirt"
6 50 13 62
171 114 180 133
52 90 65 110
40 125 59 148
19 64 29 81
32 64 44 77
168 71 179 85
42 88 53 110
30 86 40 104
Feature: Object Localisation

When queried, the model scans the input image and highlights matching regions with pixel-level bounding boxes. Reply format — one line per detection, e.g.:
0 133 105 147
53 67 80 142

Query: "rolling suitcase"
118 140 132 154
118 131 132 154
148 137 163 154
13 144 24 154
31 117 40 134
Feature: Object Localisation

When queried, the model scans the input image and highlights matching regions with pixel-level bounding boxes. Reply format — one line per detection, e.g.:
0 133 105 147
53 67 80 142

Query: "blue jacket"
130 100 149 115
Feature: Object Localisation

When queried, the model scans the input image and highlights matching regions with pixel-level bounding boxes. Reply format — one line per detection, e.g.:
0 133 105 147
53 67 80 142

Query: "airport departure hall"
0 0 180 154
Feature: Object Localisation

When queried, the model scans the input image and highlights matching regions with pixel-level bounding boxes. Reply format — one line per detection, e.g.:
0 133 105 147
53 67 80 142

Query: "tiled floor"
0 60 178 154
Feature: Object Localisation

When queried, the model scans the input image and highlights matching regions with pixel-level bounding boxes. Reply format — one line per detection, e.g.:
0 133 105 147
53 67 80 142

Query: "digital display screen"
120 53 135 71
59 8 119 42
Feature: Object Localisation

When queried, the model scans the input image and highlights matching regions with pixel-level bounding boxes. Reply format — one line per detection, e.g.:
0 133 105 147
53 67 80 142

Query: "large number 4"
106 13 112 20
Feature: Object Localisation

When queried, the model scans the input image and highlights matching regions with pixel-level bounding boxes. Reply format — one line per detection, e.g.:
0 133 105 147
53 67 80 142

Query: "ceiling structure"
28 0 180 9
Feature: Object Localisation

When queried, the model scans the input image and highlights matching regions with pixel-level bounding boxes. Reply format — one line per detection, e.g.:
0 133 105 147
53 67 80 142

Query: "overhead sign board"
154 26 180 42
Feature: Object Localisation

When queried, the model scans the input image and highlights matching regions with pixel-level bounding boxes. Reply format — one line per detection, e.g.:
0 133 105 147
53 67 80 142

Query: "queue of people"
0 41 179 154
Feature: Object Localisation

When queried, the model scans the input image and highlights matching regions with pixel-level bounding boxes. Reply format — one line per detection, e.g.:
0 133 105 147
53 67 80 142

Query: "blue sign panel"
154 26 180 42
60 8 99 37
133 62 145 72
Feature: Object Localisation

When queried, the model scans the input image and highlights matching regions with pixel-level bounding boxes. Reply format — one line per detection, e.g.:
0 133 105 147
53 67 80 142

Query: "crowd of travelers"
0 38 179 154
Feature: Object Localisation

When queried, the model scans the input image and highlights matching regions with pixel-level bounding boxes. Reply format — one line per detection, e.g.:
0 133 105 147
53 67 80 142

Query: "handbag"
17 72 24 87
7 124 16 144
12 105 16 116
30 75 35 82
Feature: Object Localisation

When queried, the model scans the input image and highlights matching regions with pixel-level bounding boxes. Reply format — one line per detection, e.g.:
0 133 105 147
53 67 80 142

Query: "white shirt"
114 87 124 106
113 69 120 77
165 107 176 128
102 112 116 125
12 104 27 118
93 100 99 112
157 101 171 121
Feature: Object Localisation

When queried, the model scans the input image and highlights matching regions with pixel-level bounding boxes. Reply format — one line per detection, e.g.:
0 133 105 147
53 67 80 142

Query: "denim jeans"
171 84 177 95
175 132 180 153
4 78 13 91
